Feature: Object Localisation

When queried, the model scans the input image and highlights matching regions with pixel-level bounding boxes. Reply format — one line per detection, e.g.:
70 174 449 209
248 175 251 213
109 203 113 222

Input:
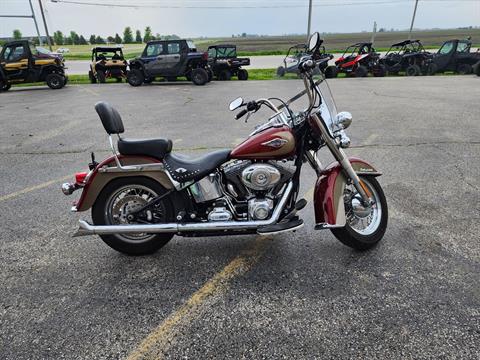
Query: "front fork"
306 114 373 206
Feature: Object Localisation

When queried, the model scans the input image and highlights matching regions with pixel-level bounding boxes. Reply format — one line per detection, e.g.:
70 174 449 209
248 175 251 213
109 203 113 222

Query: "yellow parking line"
127 235 272 360
127 186 315 359
0 175 72 203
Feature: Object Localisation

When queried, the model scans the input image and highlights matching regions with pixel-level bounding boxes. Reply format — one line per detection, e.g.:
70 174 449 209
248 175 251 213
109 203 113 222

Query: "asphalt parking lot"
1 77 479 359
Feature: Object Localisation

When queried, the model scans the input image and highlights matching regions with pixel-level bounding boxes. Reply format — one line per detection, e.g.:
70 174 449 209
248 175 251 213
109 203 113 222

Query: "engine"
222 160 295 220
188 161 295 222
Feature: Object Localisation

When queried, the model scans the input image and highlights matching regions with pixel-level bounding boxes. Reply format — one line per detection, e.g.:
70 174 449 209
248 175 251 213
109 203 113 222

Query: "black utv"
0 40 67 91
127 39 212 86
207 44 250 80
380 39 431 76
426 38 480 75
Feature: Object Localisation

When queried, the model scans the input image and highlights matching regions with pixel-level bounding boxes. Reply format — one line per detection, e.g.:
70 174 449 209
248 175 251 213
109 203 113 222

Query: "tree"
69 31 80 45
107 36 115 43
114 33 122 44
241 32 247 38
123 27 133 43
79 35 88 45
89 35 96 44
135 29 142 43
53 31 64 45
95 36 105 44
64 37 73 45
13 29 22 40
143 26 152 42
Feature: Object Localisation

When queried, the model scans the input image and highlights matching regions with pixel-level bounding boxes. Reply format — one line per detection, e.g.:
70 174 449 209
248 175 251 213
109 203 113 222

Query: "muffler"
73 182 293 237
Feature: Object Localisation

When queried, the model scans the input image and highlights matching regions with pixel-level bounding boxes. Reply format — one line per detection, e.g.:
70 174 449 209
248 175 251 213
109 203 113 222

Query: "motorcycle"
62 32 388 256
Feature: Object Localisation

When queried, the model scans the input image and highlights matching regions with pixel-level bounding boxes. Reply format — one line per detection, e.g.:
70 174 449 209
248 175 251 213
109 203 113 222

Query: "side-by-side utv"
277 42 332 77
0 40 67 91
207 45 250 80
380 39 432 76
426 38 480 75
324 42 385 78
89 47 128 83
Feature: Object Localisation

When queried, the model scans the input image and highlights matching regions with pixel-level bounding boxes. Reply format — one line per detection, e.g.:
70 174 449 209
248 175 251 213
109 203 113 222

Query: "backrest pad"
94 101 125 134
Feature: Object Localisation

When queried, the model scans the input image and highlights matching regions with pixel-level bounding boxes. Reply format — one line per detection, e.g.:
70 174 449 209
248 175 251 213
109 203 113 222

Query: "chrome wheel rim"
344 179 382 236
105 185 161 243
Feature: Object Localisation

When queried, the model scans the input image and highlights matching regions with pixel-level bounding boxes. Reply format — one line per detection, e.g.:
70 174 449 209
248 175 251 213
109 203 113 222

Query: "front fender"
313 157 381 228
74 155 174 212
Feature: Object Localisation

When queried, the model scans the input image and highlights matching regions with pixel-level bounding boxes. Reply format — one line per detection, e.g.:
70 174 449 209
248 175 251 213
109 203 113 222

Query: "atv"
128 39 212 86
380 39 431 76
89 46 128 83
0 40 67 91
207 44 250 80
324 42 385 78
277 43 332 77
426 38 480 75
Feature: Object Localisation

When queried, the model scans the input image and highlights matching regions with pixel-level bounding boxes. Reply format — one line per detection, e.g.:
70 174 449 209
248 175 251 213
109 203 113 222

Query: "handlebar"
235 109 248 120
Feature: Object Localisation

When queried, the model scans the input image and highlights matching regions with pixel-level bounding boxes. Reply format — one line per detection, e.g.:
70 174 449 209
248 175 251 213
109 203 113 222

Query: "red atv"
325 42 385 78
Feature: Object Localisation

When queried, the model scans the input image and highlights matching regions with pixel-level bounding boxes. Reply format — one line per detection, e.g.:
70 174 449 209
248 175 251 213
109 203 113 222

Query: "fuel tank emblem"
261 138 288 149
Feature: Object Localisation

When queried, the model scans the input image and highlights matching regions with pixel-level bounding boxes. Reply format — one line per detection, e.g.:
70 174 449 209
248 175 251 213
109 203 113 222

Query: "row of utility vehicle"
277 38 480 78
1 37 479 91
0 39 250 91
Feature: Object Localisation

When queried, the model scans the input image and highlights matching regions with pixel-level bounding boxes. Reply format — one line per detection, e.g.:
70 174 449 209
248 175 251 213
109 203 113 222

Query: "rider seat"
163 150 231 183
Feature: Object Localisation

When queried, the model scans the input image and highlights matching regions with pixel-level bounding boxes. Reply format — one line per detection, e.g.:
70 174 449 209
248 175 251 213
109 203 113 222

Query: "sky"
1 0 479 39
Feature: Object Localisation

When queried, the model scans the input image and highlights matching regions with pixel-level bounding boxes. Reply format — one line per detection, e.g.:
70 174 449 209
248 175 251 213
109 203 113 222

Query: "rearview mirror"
229 97 244 111
308 32 321 52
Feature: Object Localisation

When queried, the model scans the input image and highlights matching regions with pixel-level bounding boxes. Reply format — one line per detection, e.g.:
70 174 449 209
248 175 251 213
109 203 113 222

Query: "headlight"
333 111 352 131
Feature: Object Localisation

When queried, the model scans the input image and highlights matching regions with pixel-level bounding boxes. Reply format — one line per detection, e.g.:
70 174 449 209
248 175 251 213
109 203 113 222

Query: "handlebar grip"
235 109 248 120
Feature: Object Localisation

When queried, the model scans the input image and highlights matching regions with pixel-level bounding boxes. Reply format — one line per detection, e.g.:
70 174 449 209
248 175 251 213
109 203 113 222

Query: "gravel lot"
0 77 479 359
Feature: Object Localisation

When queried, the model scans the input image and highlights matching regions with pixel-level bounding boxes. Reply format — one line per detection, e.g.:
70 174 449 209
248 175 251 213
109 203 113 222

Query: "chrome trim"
257 222 304 236
189 174 223 203
98 163 165 173
73 182 294 237
314 223 345 230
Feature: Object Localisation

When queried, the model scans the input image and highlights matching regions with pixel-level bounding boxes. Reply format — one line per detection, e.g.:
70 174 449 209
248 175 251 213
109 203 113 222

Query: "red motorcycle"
62 33 388 255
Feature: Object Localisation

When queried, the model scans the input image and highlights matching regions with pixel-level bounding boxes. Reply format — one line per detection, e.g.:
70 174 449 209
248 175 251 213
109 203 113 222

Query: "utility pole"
29 0 42 45
38 0 52 50
370 21 377 45
0 1 41 45
307 0 313 41
408 0 419 40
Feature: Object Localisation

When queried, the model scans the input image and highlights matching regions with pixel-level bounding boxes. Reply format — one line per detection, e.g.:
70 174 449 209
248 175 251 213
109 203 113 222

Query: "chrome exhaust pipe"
73 182 293 237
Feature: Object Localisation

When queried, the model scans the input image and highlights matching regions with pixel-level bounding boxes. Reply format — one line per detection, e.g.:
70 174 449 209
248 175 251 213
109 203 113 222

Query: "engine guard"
313 157 381 229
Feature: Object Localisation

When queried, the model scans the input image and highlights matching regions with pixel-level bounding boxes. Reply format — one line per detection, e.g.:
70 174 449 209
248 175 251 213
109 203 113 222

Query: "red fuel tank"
231 126 296 160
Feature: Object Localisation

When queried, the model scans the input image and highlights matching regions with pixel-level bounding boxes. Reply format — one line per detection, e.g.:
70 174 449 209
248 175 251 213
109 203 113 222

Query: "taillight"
202 52 208 61
75 172 88 184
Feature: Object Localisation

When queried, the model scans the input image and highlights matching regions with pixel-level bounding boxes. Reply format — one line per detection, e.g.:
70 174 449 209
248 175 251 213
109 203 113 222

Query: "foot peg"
284 198 308 221
257 218 304 235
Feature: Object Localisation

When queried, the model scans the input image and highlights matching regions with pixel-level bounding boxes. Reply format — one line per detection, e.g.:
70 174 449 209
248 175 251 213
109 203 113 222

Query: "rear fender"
314 157 381 228
74 155 174 212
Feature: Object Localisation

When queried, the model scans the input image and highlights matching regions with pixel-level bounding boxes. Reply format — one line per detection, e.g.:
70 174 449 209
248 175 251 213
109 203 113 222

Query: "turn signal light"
75 172 88 184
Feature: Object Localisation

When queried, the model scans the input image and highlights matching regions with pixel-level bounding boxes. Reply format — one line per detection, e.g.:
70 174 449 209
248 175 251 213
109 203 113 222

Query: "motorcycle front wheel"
331 176 388 251
92 177 175 255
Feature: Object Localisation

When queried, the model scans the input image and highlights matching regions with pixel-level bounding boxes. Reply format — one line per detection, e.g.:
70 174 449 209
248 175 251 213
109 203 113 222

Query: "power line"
49 0 478 9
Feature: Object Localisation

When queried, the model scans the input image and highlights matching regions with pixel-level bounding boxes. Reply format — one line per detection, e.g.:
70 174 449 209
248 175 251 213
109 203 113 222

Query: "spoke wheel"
92 177 174 255
344 181 382 236
331 177 388 251
105 184 161 243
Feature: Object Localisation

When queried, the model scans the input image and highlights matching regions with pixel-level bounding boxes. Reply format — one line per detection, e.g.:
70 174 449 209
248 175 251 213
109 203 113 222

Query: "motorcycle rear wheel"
92 177 174 255
331 177 388 251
